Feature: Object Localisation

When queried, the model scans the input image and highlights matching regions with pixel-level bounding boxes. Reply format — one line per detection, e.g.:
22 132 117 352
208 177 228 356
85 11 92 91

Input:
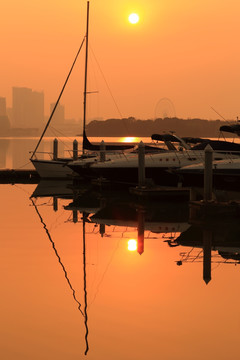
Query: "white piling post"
138 141 145 187
53 138 58 160
100 140 106 162
73 139 78 160
204 144 213 201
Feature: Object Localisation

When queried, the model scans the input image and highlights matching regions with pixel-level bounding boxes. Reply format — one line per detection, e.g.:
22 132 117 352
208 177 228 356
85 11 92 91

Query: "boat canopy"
151 133 180 142
191 139 240 151
83 130 134 151
151 133 208 150
182 137 209 144
219 124 240 135
83 130 167 153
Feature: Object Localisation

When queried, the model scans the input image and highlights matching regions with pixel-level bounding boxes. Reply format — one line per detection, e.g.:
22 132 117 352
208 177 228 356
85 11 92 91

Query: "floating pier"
129 186 191 200
0 169 40 184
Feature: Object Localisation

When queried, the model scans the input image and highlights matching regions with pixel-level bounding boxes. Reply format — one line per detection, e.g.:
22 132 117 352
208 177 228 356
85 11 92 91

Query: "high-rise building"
0 97 10 132
12 87 44 128
50 103 65 124
0 97 6 116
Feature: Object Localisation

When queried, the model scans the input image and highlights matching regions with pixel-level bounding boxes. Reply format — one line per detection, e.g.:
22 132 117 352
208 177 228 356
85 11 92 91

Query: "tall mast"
83 1 90 154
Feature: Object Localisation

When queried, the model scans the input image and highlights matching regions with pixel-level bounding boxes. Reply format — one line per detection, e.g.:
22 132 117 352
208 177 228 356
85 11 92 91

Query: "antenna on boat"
82 1 90 155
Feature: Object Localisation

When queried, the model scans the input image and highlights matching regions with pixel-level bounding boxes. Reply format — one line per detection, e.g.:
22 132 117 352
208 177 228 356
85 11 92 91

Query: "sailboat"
30 2 141 179
30 3 90 179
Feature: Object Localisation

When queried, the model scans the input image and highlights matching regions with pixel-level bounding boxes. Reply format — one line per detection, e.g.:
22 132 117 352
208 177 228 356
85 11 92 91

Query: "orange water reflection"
1 185 240 359
127 239 137 251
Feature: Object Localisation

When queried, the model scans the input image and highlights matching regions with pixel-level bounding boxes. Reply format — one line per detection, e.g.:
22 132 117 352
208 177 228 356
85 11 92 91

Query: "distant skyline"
1 1 240 122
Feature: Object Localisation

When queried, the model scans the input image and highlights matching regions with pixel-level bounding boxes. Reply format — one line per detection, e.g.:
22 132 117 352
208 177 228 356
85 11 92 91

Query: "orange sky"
1 0 240 121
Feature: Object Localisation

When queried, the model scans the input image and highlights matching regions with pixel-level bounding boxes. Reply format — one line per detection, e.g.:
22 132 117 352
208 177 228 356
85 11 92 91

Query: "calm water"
1 138 240 359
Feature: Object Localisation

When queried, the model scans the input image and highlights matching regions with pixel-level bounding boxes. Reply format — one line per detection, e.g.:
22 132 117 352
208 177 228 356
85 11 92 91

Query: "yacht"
177 157 240 189
68 138 240 186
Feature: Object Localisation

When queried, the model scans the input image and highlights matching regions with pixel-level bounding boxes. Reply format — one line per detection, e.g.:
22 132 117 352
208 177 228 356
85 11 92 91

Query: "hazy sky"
1 0 240 121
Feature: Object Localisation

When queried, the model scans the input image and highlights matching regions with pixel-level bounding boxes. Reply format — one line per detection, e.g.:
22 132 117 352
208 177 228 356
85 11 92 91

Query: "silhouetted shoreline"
0 117 238 138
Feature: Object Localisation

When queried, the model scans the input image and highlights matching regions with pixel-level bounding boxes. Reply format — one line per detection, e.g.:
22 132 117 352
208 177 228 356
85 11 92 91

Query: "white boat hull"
31 159 75 178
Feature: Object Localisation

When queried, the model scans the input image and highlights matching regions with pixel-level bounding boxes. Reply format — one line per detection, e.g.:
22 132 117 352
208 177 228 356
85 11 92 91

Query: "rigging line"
30 198 84 317
89 46 125 120
49 211 69 232
31 36 85 159
88 238 121 308
13 183 33 197
31 201 51 207
82 215 89 355
17 161 32 169
210 106 231 124
211 261 222 271
45 127 76 151
48 126 76 143
48 129 81 155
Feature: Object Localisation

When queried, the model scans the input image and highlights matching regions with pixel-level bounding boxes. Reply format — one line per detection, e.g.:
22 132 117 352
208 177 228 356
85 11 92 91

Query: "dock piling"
138 141 145 187
137 207 145 255
203 230 212 284
204 144 213 201
100 140 106 162
73 139 78 160
53 196 58 212
53 138 58 160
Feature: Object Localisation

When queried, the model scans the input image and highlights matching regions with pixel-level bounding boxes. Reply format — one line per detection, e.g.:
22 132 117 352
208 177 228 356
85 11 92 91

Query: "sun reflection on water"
128 239 137 251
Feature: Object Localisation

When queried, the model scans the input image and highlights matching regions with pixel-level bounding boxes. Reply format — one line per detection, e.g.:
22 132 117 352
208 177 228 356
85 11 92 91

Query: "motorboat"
177 157 240 189
68 138 240 186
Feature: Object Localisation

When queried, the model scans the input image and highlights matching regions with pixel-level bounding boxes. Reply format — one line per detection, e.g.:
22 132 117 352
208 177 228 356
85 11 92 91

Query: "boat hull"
68 163 180 186
31 159 74 179
178 159 240 190
68 150 239 186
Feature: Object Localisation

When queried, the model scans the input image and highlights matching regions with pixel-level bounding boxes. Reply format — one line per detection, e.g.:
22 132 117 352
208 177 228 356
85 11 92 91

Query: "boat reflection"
31 179 75 199
31 179 240 288
166 220 240 284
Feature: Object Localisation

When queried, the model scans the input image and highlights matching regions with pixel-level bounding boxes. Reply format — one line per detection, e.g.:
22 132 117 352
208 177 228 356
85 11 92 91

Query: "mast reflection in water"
31 198 89 355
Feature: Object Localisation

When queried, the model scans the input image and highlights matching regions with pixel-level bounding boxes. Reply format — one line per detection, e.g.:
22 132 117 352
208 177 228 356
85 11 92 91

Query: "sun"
128 13 139 24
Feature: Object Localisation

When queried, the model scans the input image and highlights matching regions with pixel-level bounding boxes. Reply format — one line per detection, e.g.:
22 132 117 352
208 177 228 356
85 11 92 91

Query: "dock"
0 169 40 184
129 186 191 200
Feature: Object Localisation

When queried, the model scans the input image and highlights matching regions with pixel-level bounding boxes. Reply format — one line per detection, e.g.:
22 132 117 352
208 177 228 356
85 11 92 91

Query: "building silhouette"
50 103 65 125
0 96 11 133
12 87 44 129
0 97 7 116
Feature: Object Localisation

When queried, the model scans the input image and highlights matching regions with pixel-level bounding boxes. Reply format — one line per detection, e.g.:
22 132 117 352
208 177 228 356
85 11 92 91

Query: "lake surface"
1 138 240 359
